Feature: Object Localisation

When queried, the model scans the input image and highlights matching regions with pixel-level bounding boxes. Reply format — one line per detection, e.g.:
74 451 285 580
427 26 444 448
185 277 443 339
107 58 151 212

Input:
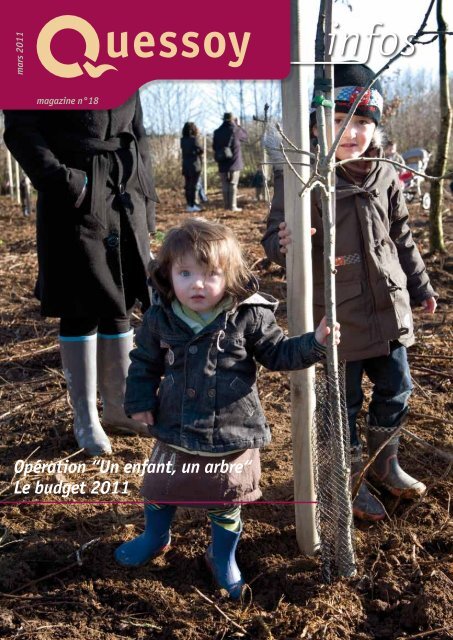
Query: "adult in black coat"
213 113 248 212
3 93 158 456
180 122 203 212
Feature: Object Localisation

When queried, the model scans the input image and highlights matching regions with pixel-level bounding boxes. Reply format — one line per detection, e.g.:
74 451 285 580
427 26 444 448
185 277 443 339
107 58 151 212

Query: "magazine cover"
1 1 452 637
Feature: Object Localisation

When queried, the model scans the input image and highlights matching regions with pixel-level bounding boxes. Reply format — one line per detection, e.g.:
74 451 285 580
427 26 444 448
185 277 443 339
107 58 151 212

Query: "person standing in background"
180 122 203 213
213 113 248 212
19 176 31 216
251 167 265 201
384 140 405 176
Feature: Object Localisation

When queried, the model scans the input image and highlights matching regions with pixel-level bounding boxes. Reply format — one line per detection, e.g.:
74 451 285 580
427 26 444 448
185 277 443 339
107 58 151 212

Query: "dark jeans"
346 341 413 447
184 173 200 207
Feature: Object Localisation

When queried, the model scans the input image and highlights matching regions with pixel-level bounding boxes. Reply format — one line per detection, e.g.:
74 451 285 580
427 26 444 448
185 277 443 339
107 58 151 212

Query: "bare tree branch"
335 157 453 182
276 123 315 158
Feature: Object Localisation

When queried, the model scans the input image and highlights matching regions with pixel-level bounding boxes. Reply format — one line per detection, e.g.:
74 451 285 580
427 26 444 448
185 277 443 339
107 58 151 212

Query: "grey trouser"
220 171 240 209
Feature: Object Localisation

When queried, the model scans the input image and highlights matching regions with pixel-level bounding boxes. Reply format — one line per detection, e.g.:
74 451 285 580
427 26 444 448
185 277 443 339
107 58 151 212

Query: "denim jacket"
124 292 325 453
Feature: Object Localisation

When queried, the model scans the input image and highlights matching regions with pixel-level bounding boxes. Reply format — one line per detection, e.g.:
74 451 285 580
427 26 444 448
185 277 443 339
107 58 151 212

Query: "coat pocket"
313 281 362 308
158 373 175 395
229 377 256 417
336 281 362 306
387 275 412 334
387 268 408 289
65 168 88 207
157 374 176 416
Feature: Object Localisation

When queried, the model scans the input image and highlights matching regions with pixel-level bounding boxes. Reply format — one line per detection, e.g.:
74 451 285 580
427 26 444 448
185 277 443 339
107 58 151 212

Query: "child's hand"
132 411 154 426
315 316 341 346
421 297 437 314
277 221 316 254
278 222 292 254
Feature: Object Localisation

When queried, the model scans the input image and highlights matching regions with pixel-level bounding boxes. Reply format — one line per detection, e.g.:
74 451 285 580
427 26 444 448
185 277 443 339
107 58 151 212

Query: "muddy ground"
0 185 452 640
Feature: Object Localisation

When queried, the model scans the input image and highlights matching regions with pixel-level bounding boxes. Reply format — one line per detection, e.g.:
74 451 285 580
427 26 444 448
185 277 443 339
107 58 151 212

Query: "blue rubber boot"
205 521 245 600
115 504 176 567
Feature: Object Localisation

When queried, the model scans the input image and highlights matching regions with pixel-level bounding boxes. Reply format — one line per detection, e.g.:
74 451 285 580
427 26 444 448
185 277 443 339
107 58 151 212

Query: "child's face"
171 253 226 313
332 113 376 161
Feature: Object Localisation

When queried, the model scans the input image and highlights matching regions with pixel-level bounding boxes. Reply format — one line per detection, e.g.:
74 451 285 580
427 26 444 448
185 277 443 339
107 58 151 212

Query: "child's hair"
149 218 257 303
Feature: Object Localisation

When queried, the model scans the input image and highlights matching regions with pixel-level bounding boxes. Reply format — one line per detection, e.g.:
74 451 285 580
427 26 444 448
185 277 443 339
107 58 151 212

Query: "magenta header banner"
1 0 290 109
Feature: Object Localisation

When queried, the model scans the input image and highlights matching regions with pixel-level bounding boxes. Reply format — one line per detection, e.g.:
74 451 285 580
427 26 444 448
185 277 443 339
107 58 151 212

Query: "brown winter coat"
262 164 436 361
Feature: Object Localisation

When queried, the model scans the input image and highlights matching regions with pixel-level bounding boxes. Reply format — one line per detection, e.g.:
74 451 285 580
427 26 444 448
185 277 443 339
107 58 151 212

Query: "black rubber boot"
351 446 386 521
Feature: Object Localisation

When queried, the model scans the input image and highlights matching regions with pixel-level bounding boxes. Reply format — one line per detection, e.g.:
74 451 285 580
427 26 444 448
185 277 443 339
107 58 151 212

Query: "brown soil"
0 187 452 640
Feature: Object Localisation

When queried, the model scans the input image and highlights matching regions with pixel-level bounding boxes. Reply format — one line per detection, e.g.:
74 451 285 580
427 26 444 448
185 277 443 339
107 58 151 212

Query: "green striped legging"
149 503 241 531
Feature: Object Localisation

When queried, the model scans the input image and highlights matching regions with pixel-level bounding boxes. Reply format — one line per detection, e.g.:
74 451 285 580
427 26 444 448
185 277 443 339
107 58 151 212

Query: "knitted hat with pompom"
333 64 383 125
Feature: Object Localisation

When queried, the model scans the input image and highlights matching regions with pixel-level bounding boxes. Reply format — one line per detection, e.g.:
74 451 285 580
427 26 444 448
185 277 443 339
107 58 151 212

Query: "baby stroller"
400 148 431 210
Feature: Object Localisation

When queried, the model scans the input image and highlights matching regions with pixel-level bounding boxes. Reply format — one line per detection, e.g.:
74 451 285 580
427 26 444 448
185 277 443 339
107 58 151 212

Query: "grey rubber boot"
97 331 150 436
367 423 427 499
60 337 112 456
350 446 386 521
229 183 242 211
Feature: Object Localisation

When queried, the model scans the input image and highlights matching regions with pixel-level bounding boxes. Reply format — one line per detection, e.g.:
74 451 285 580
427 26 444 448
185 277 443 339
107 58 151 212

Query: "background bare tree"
207 80 281 126
381 70 440 150
429 0 451 253
137 80 283 191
